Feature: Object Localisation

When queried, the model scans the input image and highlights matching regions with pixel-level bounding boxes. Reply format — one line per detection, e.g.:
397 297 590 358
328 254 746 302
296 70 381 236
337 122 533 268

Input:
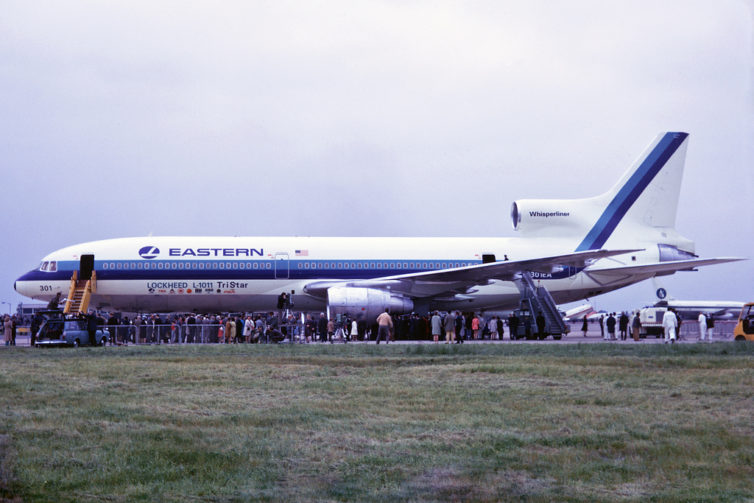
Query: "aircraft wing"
304 248 638 298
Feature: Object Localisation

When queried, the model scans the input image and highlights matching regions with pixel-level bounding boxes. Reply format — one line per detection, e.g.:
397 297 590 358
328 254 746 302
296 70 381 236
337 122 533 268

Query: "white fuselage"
14 235 654 314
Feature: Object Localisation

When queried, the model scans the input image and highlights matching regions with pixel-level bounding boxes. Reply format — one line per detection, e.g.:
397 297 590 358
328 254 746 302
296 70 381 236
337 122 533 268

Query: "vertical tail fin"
575 132 689 251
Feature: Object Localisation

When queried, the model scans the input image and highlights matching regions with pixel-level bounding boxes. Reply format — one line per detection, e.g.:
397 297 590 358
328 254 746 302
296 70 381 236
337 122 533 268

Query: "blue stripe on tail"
575 132 688 251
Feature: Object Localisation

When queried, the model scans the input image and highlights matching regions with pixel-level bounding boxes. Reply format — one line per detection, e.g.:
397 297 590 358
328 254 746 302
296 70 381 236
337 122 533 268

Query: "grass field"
1 343 752 502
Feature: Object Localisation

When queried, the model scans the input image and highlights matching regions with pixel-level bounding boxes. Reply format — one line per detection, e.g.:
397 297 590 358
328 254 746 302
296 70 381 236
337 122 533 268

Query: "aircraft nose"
14 271 35 297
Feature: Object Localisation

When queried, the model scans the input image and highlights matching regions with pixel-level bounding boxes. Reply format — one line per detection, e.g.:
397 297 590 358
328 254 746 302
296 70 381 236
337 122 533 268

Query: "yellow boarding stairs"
63 270 97 315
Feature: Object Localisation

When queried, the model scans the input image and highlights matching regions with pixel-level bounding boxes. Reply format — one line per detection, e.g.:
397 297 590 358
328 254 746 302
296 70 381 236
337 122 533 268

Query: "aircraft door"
80 255 95 280
274 253 289 279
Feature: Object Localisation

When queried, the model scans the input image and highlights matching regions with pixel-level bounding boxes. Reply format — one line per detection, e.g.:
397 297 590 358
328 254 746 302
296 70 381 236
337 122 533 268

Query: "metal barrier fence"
104 322 306 344
678 320 736 340
567 320 737 340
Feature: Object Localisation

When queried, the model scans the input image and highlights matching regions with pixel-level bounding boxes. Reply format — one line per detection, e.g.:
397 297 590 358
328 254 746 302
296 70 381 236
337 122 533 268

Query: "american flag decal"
295 249 309 256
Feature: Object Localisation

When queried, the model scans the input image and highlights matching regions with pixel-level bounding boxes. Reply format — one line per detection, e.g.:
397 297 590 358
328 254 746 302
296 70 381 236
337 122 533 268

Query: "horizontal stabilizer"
587 257 745 278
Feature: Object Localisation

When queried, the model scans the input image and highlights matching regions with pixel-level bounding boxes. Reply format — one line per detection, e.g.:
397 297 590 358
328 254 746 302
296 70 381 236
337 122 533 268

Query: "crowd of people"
581 309 717 343
16 309 529 346
3 304 725 347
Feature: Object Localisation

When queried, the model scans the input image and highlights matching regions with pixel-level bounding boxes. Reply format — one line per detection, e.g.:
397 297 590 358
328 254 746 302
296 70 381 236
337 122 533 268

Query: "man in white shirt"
697 312 708 342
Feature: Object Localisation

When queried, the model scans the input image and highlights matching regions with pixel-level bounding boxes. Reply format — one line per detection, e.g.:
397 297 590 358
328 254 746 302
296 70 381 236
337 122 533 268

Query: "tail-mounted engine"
511 198 597 237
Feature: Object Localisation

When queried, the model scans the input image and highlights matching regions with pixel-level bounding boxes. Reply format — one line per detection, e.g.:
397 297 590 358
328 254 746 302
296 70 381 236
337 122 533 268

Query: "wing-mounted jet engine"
327 287 413 321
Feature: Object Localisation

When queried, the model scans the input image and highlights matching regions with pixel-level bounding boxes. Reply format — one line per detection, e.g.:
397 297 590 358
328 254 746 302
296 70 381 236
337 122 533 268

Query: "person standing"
477 314 486 339
375 309 393 344
350 318 359 342
598 315 605 339
489 316 498 340
303 314 314 343
536 312 546 339
606 313 616 341
327 318 335 343
235 316 244 344
201 315 210 344
663 308 678 344
10 316 17 346
455 311 464 344
431 311 442 343
146 315 154 343
631 311 641 341
706 315 715 341
508 313 519 340
87 312 99 345
177 316 185 344
133 315 143 344
222 317 230 344
698 312 708 342
443 311 456 344
243 316 253 343
581 315 588 337
317 313 328 343
187 314 196 343
3 315 11 346
471 314 480 340
619 312 629 340
31 313 42 347
107 313 119 344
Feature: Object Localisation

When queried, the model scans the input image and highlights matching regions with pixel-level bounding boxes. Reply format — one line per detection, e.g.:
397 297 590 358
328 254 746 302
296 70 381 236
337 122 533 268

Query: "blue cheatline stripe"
18 258 489 283
575 132 688 251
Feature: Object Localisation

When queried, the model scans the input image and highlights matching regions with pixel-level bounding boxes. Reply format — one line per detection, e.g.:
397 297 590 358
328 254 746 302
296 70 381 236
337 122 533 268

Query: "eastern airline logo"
138 246 160 259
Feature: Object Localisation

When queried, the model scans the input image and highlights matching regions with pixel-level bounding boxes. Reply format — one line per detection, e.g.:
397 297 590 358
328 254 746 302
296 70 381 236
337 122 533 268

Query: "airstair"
513 271 567 339
63 270 97 315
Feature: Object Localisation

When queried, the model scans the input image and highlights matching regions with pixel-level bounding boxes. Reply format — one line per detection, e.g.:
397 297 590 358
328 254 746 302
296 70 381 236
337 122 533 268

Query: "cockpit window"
40 262 48 271
49 261 57 272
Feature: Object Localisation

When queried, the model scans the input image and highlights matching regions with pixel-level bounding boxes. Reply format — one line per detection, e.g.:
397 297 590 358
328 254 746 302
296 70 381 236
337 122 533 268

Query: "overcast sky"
1 0 752 314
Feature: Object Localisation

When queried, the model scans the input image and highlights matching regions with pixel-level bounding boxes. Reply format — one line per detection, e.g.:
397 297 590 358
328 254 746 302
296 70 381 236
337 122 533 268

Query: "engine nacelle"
327 287 413 321
510 198 597 236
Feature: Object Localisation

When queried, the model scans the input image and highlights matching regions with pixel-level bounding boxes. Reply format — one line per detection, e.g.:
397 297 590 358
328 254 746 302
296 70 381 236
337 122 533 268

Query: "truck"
638 307 667 338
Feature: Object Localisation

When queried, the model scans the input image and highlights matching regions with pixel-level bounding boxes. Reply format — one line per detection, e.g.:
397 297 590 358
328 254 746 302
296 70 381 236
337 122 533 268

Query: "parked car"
35 317 109 347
